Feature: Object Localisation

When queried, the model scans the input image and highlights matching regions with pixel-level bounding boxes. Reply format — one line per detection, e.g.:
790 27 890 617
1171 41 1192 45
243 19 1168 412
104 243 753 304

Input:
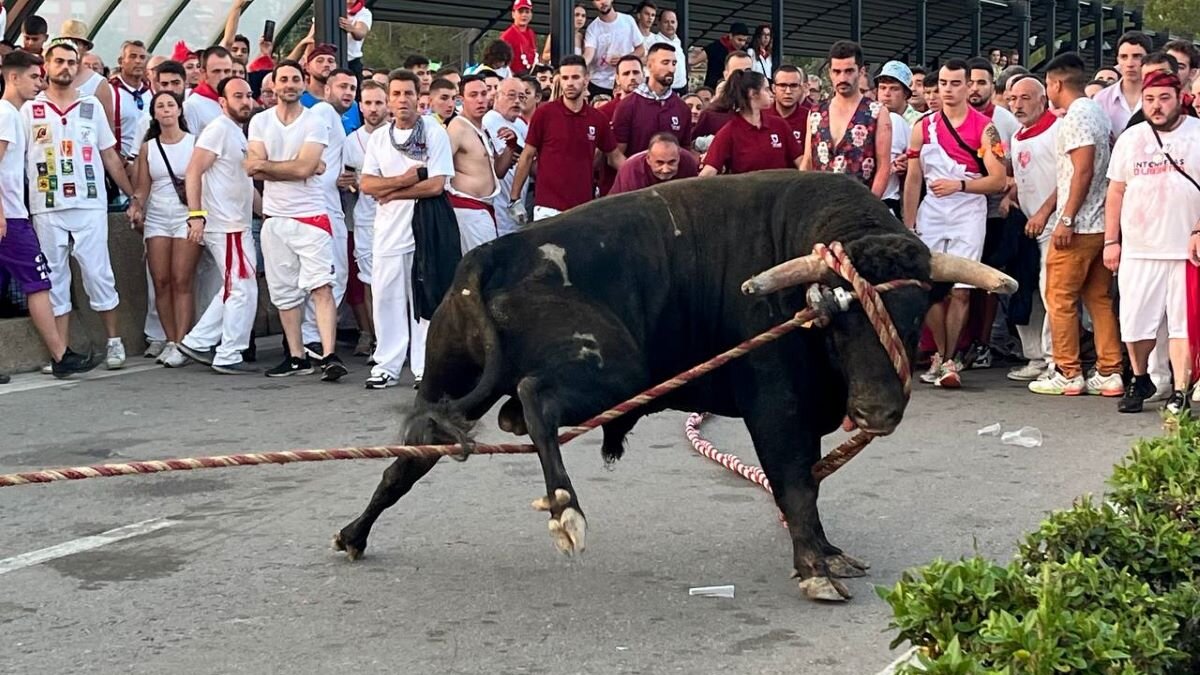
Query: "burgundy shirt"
526 99 616 212
692 109 735 140
763 102 812 148
612 90 694 155
610 149 700 194
595 97 623 196
702 114 802 174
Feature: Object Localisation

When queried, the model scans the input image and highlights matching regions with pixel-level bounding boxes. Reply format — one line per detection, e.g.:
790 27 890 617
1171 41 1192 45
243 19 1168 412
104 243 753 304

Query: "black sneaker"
0 373 9 384
320 354 348 382
266 356 314 377
242 332 257 363
413 375 423 390
1164 390 1190 416
304 342 324 360
176 342 216 365
1118 376 1156 413
51 349 101 379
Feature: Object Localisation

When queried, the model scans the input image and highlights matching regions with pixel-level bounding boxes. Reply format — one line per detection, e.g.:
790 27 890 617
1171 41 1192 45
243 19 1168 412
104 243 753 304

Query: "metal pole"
677 0 689 56
1113 4 1125 43
1091 0 1104 69
551 0 574 65
916 0 927 66
314 0 348 68
849 0 862 42
1043 0 1057 65
968 0 982 56
1068 0 1080 52
771 0 783 70
1015 1 1031 67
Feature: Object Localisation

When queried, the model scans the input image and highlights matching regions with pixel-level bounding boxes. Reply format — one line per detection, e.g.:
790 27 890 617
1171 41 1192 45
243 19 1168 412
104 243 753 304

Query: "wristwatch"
1059 215 1074 229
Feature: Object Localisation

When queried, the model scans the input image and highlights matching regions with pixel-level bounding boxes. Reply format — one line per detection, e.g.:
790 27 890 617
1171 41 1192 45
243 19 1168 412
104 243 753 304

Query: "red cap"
1143 70 1182 92
307 43 338 63
513 0 533 10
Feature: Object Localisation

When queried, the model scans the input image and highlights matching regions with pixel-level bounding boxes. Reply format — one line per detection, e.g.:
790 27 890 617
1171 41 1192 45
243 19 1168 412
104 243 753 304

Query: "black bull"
334 171 1016 602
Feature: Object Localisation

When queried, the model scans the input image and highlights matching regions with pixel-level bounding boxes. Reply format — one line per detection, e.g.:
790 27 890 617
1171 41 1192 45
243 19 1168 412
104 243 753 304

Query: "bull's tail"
450 260 504 417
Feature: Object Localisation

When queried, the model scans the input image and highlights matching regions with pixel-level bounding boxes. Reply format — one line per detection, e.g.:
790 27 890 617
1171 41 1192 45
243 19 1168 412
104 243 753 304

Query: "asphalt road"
0 349 1166 674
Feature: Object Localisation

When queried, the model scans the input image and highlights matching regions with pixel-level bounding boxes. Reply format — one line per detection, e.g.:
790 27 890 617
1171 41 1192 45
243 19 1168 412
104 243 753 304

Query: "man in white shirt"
177 76 259 374
633 1 658 54
874 61 914 219
340 0 373 81
108 40 152 160
582 0 645 97
483 77 529 236
360 69 454 390
655 9 688 96
183 46 234 135
1030 53 1123 398
1103 70 1199 415
1007 75 1058 382
341 79 389 357
23 40 138 370
0 50 97 377
246 59 347 382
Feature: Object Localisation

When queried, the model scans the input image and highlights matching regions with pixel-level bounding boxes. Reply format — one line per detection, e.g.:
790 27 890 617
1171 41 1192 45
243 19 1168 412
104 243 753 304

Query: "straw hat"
56 19 94 52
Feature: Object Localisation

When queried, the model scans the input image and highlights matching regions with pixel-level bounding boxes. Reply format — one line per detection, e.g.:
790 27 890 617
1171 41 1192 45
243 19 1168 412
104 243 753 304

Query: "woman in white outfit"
131 91 200 367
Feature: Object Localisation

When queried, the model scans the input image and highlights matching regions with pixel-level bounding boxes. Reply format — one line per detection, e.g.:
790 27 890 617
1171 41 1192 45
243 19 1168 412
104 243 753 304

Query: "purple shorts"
0 218 52 294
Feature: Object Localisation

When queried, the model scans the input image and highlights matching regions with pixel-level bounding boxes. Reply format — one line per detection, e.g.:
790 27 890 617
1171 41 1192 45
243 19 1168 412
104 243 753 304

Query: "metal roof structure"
0 0 1159 72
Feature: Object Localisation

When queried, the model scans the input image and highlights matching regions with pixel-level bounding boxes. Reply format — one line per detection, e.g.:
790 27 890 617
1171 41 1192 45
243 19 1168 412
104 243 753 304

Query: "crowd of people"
0 2 1197 416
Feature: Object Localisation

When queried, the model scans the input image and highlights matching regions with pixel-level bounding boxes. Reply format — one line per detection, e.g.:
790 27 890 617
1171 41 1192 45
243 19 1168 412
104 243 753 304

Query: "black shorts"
882 198 903 220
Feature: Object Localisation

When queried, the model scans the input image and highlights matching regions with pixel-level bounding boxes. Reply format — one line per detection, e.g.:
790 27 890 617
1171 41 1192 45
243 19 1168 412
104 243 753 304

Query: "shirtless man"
446 74 517 253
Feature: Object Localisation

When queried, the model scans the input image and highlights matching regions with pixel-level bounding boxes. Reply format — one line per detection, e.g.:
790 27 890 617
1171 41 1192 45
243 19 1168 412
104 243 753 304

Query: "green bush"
879 416 1200 673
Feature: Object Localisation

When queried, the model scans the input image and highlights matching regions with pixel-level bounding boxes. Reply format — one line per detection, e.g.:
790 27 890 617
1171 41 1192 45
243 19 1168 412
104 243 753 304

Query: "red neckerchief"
720 35 737 52
348 0 365 15
1014 110 1056 141
977 101 996 119
192 81 219 102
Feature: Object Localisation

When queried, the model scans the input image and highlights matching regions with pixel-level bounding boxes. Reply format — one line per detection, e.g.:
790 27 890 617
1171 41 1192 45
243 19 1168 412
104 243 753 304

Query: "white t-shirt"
989 105 1020 145
882 111 910 202
144 134 195 229
184 93 222 136
248 106 329 219
128 114 152 158
1011 119 1059 239
361 119 454 255
751 53 773 80
655 32 688 89
482 110 528 232
343 124 379 231
309 101 346 217
22 94 117 215
347 7 373 61
0 100 28 219
77 71 103 98
1108 117 1200 260
584 13 642 90
196 115 253 233
110 77 152 156
1056 96 1111 235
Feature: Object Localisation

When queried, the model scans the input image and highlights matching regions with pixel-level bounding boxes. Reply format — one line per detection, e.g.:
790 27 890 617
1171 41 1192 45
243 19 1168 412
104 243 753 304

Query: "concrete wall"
0 214 278 374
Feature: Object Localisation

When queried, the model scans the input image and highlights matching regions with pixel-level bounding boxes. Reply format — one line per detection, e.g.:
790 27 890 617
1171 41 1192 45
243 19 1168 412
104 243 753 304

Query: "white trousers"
1015 237 1053 364
455 207 498 254
302 212 348 344
533 206 561 222
182 231 259 366
144 264 166 342
371 251 426 379
33 209 119 317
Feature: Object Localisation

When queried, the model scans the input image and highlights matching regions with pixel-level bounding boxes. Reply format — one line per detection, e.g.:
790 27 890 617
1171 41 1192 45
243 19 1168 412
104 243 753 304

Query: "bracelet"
416 167 428 181
1103 241 1119 247
188 209 207 218
1191 230 1200 237
960 180 967 193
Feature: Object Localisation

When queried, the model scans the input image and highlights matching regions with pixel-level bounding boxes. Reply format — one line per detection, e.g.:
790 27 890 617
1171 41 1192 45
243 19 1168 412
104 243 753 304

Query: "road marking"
0 518 176 576
0 362 163 396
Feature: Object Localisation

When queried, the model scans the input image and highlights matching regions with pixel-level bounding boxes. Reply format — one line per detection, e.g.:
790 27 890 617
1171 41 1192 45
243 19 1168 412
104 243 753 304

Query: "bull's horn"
741 254 829 296
929 253 1019 294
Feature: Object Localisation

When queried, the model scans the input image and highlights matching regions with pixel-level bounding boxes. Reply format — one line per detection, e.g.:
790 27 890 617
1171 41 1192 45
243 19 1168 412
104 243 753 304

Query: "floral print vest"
807 96 883 186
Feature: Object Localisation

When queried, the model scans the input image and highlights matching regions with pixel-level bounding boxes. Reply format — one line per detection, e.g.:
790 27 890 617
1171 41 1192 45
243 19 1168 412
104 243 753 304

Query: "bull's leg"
518 376 587 555
333 455 441 560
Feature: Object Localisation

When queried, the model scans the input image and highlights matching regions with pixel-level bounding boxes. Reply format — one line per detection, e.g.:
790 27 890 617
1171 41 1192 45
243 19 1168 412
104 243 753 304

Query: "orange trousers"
1044 233 1123 378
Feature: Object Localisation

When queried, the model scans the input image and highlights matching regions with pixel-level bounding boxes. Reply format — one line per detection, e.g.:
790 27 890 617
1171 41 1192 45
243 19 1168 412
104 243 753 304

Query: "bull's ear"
842 233 930 285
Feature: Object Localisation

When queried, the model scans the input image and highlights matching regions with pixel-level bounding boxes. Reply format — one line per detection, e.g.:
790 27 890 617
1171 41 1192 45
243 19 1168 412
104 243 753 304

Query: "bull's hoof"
332 530 365 561
798 576 852 602
531 488 572 512
825 553 870 578
548 507 587 555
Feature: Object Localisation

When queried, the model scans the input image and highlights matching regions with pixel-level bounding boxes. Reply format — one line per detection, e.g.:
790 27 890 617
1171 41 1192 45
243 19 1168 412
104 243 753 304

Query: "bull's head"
742 235 1016 436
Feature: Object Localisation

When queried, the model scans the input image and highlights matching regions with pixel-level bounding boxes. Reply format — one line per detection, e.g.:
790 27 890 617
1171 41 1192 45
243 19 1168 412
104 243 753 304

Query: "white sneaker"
105 338 126 370
1086 371 1124 397
40 363 53 375
1029 370 1086 396
1007 360 1047 382
160 343 190 368
1146 379 1171 403
920 354 944 384
143 340 166 358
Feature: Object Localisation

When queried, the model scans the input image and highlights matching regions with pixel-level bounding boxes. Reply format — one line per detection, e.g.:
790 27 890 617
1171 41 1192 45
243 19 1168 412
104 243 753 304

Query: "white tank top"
144 134 195 228
77 71 103 97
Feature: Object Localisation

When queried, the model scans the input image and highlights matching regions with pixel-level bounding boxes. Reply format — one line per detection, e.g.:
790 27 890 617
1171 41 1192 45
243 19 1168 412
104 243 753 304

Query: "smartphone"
263 19 276 43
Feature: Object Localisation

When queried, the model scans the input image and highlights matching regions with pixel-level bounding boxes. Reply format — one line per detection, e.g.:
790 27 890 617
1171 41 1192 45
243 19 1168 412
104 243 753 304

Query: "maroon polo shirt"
610 149 700 194
763 102 812 147
595 96 623 196
526 99 616 212
702 113 803 174
612 90 694 155
692 109 735 140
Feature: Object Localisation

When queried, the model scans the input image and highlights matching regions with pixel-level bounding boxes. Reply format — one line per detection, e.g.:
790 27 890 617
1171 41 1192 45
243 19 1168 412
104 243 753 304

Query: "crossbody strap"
940 110 987 175
1152 124 1200 193
155 138 188 205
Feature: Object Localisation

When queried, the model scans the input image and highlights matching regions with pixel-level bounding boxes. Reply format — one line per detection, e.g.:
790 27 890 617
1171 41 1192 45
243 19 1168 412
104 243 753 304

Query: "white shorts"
533 206 561 222
260 216 336 311
1118 257 1188 342
454 206 499 254
143 217 188 240
33 209 119 316
919 228 985 290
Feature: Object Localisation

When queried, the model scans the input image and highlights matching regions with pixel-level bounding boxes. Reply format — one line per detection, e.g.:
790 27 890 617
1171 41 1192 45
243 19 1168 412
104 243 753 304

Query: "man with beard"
341 79 389 357
903 58 1006 388
177 76 259 374
874 61 914 218
907 66 929 122
801 40 891 198
447 74 517 252
484 77 529 236
360 69 453 390
57 21 115 140
597 54 643 195
613 43 692 158
1094 31 1152 138
582 0 644 97
655 9 688 97
108 40 151 161
22 39 138 370
301 44 360 132
184 46 234 134
610 131 698 193
1104 70 1200 415
1007 75 1059 382
763 65 811 147
509 55 623 221
967 57 1020 141
246 60 347 381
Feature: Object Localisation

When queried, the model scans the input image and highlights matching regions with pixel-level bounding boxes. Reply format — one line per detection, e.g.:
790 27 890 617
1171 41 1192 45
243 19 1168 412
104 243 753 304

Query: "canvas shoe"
1029 370 1086 396
1086 371 1124 397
